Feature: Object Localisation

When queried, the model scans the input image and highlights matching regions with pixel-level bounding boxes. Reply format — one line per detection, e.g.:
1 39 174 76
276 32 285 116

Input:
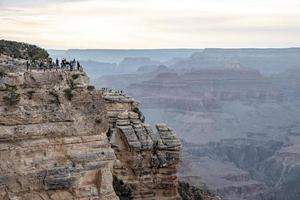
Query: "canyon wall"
124 66 300 200
103 90 181 200
0 70 182 200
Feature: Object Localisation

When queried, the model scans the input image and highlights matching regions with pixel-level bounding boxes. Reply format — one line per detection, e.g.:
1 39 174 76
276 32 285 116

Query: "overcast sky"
0 0 299 49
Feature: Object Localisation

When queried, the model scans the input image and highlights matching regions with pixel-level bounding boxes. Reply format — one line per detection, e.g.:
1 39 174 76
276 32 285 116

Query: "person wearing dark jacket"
39 61 43 71
77 61 80 71
26 61 30 71
56 58 59 67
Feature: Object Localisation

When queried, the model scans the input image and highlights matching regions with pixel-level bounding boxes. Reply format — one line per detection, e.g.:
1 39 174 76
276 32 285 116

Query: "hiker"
49 62 53 71
69 61 73 71
26 61 30 71
61 59 66 70
56 58 59 67
62 59 66 70
47 58 52 70
43 61 47 71
39 61 43 71
77 61 80 71
72 60 76 71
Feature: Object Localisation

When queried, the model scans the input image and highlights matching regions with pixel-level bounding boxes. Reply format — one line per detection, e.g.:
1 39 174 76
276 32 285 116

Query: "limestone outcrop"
0 71 117 200
0 70 182 200
103 90 182 200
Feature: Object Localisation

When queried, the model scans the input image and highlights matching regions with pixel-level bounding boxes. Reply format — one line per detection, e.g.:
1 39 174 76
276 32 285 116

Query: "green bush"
113 175 133 200
132 107 145 122
178 182 204 200
0 39 49 61
68 79 75 90
63 88 73 101
26 90 36 100
3 88 20 106
71 74 80 80
87 85 95 91
49 91 60 104
0 69 7 78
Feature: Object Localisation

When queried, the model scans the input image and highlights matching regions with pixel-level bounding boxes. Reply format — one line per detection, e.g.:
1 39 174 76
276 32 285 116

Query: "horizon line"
47 47 300 51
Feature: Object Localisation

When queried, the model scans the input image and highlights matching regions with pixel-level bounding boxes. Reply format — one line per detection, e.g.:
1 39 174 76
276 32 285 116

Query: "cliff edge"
0 70 182 200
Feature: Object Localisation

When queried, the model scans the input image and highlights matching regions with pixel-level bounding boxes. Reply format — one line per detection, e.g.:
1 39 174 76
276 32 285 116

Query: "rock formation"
102 90 182 200
122 65 300 200
0 70 182 200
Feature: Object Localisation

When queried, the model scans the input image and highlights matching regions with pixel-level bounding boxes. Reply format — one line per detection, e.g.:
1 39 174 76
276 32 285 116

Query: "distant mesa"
137 64 172 74
118 57 161 71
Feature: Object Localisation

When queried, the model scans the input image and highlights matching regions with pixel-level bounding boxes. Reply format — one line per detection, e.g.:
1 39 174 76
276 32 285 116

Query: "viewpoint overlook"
0 40 219 200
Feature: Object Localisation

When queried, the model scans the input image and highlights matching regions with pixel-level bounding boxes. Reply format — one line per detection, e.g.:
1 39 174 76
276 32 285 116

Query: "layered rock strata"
0 71 182 200
103 91 181 200
0 71 116 200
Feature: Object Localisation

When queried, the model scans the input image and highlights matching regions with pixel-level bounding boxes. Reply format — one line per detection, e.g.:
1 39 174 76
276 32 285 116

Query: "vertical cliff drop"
0 70 182 200
103 90 181 199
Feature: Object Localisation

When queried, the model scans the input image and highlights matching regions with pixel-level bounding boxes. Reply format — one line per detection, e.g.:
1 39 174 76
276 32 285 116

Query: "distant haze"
0 0 299 49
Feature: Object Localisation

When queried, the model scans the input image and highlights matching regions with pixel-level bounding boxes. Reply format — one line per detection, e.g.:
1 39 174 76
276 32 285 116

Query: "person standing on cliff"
56 58 59 68
47 58 52 70
39 61 43 71
70 61 73 71
77 61 80 71
61 59 65 70
26 60 30 71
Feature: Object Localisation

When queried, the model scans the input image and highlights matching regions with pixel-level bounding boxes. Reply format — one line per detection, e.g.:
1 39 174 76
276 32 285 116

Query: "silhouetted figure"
49 62 53 71
77 61 80 71
48 58 52 65
43 62 47 71
56 58 59 67
69 61 73 71
26 61 29 71
66 61 70 70
61 59 66 70
39 61 43 71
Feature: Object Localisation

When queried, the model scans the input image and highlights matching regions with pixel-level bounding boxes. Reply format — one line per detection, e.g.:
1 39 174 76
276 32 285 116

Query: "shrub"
68 79 75 90
26 90 36 100
95 117 102 124
0 69 7 78
63 88 73 101
132 107 145 123
3 88 20 106
178 181 204 200
113 175 133 200
71 74 80 80
49 91 60 104
87 85 95 91
0 39 49 61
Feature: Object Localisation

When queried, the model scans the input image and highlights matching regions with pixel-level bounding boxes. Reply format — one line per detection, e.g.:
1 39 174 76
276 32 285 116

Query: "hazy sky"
0 0 299 49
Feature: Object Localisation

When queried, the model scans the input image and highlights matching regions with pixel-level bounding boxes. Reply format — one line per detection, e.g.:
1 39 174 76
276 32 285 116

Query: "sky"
0 0 299 49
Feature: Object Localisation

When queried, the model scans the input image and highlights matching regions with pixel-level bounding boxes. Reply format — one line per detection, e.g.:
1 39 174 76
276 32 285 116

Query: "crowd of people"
26 58 83 72
101 88 123 94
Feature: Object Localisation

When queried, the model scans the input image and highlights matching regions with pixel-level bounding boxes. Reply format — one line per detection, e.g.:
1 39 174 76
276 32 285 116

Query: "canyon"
0 51 222 199
125 67 300 200
0 68 186 200
83 48 300 200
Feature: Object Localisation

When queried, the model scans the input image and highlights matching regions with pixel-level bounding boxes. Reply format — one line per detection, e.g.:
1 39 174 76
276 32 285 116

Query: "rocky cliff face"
122 66 300 200
0 70 182 200
102 90 182 200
